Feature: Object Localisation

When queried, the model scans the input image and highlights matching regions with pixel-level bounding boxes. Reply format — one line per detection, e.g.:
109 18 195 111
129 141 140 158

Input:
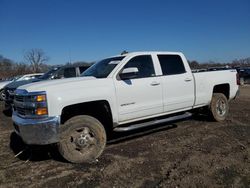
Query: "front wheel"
210 93 229 122
58 115 107 163
0 89 4 101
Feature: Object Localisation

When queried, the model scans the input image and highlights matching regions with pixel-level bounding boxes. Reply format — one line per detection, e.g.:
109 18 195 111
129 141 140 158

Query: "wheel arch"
60 100 113 137
213 83 230 99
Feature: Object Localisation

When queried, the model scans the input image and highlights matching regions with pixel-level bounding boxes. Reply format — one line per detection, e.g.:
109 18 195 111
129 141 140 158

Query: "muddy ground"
0 86 249 188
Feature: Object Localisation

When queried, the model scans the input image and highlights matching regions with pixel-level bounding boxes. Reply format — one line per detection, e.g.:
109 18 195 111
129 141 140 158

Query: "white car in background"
15 73 44 81
0 73 43 100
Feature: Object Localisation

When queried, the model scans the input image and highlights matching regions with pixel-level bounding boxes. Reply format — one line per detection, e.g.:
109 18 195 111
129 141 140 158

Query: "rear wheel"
210 93 229 122
58 115 106 163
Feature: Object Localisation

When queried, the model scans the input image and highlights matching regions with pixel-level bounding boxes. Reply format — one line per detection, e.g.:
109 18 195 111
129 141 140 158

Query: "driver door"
115 55 163 123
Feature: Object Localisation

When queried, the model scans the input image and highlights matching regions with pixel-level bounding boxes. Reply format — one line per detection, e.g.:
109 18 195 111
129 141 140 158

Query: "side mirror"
119 67 139 80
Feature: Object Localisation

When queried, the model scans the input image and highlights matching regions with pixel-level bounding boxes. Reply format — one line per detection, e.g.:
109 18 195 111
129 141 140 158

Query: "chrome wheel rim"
70 127 97 154
216 99 226 116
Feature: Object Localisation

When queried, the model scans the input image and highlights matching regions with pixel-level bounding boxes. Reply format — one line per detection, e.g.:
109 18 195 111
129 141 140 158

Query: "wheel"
58 115 106 163
0 89 4 101
210 93 229 122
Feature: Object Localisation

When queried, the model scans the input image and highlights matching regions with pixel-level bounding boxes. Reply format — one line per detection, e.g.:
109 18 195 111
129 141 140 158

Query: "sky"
0 0 250 64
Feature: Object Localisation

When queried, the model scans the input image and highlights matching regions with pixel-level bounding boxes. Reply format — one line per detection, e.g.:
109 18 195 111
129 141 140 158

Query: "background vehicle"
0 73 43 100
15 73 44 81
4 64 90 108
236 67 250 85
12 51 239 163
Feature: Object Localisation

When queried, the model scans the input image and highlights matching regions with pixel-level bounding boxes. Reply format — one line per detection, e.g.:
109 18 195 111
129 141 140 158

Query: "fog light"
36 107 48 115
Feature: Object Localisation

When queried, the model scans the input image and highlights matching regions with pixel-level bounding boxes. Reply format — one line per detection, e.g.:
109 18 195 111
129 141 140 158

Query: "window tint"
64 67 76 78
34 75 42 78
82 56 124 78
79 66 89 74
123 55 155 78
158 55 186 75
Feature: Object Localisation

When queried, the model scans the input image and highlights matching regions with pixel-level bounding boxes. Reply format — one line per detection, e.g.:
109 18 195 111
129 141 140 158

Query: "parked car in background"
236 67 250 85
0 73 43 101
15 73 44 81
3 64 90 109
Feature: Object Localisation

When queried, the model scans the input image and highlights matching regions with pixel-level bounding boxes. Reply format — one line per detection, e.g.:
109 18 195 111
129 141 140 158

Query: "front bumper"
12 112 60 145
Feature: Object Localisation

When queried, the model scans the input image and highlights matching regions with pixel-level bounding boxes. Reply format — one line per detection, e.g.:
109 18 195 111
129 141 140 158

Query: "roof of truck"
119 51 183 56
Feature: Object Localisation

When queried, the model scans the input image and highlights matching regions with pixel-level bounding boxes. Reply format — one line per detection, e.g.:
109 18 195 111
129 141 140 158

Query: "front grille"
15 106 34 117
14 95 30 117
15 95 25 102
16 107 26 116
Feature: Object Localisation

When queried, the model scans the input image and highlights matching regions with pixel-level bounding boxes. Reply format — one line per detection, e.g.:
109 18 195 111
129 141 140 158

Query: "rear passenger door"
115 55 163 122
157 54 195 112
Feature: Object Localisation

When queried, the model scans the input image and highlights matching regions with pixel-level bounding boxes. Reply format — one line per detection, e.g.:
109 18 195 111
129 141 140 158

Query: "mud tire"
210 93 229 122
58 115 106 163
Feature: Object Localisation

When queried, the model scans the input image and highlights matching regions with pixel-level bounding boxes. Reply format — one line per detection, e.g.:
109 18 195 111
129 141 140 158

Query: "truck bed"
193 69 238 107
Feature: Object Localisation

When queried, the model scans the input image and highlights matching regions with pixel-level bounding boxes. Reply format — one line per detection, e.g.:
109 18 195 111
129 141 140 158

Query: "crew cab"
12 52 239 163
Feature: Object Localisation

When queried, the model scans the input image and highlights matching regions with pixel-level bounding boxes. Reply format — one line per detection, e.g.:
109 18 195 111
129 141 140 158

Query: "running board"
114 112 192 132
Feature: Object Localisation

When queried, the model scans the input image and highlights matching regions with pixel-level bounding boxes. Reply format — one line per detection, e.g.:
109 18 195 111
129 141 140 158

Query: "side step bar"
114 112 192 132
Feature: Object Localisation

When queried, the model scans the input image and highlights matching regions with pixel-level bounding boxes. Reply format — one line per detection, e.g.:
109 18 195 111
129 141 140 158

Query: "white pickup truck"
12 51 239 163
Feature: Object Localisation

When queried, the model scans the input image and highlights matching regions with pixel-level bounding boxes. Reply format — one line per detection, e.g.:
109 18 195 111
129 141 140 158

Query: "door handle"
184 78 192 82
151 81 160 86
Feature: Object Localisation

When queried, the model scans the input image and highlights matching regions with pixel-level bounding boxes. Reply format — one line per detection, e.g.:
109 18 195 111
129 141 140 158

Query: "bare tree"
24 49 49 72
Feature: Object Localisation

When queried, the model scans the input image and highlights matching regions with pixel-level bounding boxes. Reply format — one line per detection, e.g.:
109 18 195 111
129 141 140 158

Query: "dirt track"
0 87 250 187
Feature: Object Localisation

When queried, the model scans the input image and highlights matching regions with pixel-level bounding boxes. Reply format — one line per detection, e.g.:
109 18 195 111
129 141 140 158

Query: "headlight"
14 90 48 117
34 94 48 115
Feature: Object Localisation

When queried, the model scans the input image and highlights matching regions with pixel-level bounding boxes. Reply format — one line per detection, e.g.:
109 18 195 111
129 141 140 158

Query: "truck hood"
18 77 97 92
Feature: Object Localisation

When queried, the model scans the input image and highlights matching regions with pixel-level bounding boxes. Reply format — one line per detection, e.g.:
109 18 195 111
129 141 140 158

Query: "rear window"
158 55 186 75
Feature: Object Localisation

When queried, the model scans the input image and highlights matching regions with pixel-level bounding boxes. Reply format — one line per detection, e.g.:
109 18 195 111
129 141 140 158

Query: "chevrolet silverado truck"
12 52 239 163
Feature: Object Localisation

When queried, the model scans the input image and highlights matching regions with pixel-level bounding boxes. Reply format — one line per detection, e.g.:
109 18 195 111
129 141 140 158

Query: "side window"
34 75 42 78
23 76 30 80
64 67 76 78
123 55 155 79
79 66 89 74
158 55 186 75
56 69 64 79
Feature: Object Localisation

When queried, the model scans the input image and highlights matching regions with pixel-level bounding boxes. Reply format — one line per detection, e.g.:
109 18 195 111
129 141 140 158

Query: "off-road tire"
58 115 106 163
210 93 229 122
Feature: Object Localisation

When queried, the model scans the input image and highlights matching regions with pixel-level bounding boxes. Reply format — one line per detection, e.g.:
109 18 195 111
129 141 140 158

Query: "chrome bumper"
12 112 60 145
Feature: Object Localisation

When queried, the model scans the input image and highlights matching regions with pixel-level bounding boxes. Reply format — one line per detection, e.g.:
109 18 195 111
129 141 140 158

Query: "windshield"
39 67 61 80
12 76 22 81
81 56 125 78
